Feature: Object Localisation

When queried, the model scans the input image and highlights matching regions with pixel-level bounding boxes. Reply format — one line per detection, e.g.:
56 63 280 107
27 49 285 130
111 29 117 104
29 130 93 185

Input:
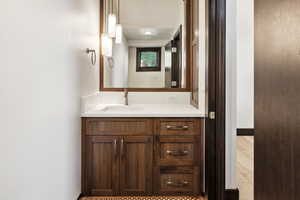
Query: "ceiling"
123 27 178 41
119 0 185 41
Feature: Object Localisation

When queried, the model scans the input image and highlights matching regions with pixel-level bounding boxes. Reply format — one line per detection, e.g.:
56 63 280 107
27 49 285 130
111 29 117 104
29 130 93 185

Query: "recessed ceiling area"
123 27 178 40
119 0 185 42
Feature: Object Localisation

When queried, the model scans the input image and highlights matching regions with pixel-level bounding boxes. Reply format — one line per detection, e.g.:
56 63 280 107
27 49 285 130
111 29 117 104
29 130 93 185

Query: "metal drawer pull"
113 139 117 159
166 125 189 130
166 150 189 156
166 180 189 187
120 139 125 158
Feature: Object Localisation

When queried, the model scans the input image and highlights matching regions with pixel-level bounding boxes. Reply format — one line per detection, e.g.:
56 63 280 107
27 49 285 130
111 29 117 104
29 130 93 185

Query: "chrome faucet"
124 88 129 105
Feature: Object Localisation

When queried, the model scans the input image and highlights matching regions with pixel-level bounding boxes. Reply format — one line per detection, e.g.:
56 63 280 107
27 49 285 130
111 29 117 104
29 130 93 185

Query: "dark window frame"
136 47 161 72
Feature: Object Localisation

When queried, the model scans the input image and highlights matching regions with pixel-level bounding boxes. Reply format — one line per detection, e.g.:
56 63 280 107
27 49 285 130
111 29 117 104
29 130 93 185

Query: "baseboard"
237 128 255 136
77 193 85 200
225 189 239 200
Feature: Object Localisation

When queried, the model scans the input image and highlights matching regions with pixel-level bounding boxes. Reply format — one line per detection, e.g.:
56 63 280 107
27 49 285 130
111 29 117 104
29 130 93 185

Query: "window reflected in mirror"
102 0 188 89
136 48 161 72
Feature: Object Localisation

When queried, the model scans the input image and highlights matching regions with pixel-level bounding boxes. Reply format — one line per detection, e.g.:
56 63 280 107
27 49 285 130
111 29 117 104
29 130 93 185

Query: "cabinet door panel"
120 136 153 195
86 136 119 195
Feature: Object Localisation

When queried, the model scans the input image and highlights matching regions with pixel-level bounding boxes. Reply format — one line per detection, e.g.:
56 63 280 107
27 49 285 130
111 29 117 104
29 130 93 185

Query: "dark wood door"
255 0 300 199
120 136 153 195
86 136 119 196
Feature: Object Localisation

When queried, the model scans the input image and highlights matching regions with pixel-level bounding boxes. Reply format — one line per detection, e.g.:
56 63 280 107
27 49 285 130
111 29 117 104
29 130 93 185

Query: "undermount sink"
92 104 143 113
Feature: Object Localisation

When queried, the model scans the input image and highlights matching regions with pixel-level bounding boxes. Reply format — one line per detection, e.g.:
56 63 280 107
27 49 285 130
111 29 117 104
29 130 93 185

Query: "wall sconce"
86 48 96 65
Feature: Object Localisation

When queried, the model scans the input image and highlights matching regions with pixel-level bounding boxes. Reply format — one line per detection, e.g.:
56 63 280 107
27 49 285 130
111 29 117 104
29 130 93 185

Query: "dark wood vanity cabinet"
85 136 119 195
82 118 203 196
120 136 153 195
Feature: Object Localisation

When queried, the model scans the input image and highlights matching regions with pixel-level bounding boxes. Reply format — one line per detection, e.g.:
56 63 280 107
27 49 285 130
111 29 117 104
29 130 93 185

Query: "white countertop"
81 104 205 118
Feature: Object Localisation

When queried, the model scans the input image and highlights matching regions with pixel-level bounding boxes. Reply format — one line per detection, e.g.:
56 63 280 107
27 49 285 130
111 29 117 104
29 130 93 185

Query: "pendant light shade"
101 33 112 57
108 14 117 38
115 24 123 44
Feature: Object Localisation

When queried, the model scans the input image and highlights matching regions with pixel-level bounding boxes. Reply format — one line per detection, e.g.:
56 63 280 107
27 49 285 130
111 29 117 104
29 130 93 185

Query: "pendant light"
115 0 123 44
108 14 116 38
108 0 116 38
101 33 112 57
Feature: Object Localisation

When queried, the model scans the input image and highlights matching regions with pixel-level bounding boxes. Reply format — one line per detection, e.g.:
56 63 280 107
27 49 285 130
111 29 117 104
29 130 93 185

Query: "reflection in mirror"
102 0 187 89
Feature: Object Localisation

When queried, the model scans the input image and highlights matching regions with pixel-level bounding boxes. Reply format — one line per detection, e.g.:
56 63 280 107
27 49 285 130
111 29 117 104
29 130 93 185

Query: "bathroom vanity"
81 105 204 197
81 0 204 196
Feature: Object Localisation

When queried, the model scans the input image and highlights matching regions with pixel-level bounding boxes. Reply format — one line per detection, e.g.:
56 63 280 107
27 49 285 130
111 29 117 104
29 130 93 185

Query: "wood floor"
237 136 253 200
81 196 206 200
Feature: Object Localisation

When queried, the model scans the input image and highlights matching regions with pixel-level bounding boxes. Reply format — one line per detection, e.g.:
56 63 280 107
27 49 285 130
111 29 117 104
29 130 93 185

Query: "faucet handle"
124 88 129 105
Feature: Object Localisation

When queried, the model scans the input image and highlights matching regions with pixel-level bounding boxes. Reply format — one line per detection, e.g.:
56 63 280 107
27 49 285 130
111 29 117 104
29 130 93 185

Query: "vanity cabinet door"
86 136 119 196
120 136 153 195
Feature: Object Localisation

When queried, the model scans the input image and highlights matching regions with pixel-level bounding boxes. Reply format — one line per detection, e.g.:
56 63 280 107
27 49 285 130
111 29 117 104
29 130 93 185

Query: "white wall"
0 0 99 200
104 34 129 88
225 0 254 189
226 0 237 189
237 0 254 128
128 47 165 88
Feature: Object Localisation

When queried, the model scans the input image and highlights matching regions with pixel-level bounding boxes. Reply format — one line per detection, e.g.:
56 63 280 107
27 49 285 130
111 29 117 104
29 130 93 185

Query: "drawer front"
85 118 153 135
158 119 201 136
160 174 193 192
155 166 200 195
157 136 201 166
160 141 194 162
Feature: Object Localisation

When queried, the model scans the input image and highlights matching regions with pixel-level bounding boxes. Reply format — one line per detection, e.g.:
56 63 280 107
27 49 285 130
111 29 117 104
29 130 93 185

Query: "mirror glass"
102 0 187 89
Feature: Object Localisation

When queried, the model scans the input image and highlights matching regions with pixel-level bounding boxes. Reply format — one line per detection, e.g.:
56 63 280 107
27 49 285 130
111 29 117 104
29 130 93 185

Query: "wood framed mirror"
99 0 195 92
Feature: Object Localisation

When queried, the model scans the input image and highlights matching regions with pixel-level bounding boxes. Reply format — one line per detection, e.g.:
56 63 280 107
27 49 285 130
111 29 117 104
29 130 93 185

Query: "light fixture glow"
101 33 112 57
108 14 117 38
144 31 152 35
115 24 123 44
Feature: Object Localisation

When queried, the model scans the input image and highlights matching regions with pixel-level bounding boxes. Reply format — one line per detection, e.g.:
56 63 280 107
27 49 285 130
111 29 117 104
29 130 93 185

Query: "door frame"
206 0 226 200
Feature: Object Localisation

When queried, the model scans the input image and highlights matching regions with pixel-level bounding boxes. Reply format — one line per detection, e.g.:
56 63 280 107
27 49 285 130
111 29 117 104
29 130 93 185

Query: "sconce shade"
115 24 123 44
108 14 117 38
101 33 112 57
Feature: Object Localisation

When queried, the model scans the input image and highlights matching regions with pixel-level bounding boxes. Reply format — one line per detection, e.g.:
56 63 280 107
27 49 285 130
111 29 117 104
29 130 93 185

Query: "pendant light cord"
118 0 120 23
111 0 113 14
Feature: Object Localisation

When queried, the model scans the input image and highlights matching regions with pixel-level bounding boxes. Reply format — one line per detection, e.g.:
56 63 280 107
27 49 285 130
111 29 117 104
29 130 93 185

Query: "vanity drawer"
156 136 201 166
160 174 193 192
157 118 201 136
156 166 200 195
85 118 153 135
